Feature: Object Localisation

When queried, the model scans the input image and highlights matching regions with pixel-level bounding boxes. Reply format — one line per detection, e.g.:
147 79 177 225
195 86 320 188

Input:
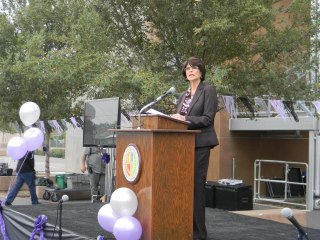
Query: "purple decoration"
113 216 142 240
0 201 9 240
7 136 28 160
97 235 105 240
97 204 119 233
101 153 110 164
269 100 287 119
222 96 237 118
312 101 320 113
23 127 44 151
51 120 63 133
70 117 81 128
39 121 46 133
29 214 47 240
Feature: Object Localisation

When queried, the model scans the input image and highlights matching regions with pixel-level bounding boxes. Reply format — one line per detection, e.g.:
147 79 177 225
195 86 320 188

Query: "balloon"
19 102 40 126
110 188 138 217
23 127 44 151
113 216 142 240
97 204 119 233
7 137 28 160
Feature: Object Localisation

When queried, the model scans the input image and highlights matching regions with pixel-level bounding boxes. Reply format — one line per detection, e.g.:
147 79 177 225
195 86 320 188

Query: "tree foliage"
0 0 316 177
0 0 317 122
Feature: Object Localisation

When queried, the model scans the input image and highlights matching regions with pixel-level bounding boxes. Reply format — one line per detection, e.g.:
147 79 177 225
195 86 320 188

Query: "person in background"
5 151 39 206
171 57 219 240
81 147 105 201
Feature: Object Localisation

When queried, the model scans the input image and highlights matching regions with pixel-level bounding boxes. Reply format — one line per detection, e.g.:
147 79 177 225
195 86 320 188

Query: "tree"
0 0 317 177
0 0 112 177
94 0 315 101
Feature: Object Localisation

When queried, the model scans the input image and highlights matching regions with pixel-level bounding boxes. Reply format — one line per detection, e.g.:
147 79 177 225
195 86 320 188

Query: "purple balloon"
7 136 28 160
97 204 119 233
23 127 44 151
113 216 142 240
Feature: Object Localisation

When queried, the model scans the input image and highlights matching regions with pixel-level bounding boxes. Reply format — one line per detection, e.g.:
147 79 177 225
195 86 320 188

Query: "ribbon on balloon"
29 214 47 240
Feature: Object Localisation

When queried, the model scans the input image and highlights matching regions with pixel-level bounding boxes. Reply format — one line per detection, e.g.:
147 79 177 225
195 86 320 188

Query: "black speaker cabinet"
215 184 253 211
5 168 13 176
205 181 219 208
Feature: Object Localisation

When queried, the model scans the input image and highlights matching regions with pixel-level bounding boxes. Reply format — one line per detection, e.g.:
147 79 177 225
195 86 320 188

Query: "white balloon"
19 102 40 126
110 187 138 217
23 127 44 151
7 136 28 160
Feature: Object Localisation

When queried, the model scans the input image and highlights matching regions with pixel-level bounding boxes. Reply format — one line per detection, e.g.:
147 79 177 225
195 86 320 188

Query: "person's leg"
89 172 100 196
99 174 105 196
24 171 39 204
6 174 25 204
193 147 211 239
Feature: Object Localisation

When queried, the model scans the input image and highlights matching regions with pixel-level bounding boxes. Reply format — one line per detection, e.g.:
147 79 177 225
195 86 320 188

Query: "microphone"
59 194 69 204
137 86 176 129
281 208 309 240
155 86 176 102
139 86 176 114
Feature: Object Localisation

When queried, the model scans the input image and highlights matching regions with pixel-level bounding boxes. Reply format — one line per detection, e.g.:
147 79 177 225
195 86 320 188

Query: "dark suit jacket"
177 82 219 148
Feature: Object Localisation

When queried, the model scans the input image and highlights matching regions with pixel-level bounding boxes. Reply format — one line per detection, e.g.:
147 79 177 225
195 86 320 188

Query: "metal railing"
254 159 308 209
104 147 116 203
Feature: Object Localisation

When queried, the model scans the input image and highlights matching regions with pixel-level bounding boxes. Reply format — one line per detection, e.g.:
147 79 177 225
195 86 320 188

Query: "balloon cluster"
7 102 44 160
97 187 142 240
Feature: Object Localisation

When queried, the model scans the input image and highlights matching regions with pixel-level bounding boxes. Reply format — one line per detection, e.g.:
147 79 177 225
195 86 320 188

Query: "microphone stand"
297 230 309 240
137 100 157 129
137 87 175 129
58 202 63 240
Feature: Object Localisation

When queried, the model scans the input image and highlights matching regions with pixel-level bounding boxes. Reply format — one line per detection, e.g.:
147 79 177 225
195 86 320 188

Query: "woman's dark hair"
182 57 206 81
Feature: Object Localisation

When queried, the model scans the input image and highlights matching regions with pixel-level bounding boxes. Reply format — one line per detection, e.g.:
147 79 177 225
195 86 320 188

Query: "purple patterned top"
180 87 192 116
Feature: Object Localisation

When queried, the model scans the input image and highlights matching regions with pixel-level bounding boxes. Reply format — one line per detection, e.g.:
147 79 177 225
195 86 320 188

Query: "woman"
171 57 219 240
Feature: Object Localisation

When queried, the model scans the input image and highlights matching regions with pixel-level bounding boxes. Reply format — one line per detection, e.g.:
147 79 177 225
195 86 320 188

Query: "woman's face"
185 64 202 82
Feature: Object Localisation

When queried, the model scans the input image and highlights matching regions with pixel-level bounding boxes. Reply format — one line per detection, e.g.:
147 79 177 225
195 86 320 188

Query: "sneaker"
4 201 12 206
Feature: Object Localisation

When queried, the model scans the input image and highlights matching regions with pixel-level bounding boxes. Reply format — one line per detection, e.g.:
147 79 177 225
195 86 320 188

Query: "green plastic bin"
55 174 66 189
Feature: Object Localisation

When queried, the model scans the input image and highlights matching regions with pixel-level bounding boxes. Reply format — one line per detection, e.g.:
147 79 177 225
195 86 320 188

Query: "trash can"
55 174 66 189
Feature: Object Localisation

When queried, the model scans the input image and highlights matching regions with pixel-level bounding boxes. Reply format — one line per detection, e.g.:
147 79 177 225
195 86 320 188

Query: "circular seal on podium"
122 144 141 183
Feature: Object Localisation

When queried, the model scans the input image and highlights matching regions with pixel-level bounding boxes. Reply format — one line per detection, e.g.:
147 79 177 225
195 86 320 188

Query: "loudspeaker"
5 168 13 176
266 179 284 198
0 168 13 176
287 167 305 197
215 184 253 211
205 181 219 208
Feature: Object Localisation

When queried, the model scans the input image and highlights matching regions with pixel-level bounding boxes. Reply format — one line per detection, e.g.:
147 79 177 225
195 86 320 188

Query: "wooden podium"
114 114 197 240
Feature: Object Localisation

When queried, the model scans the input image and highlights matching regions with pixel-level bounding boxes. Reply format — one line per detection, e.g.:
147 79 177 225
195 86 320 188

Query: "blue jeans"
6 171 39 204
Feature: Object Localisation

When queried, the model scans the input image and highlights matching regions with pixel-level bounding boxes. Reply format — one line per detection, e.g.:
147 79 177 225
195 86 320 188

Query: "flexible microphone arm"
137 87 175 129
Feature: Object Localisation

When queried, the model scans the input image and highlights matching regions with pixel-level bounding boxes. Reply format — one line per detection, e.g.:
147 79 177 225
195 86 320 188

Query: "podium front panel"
115 130 195 240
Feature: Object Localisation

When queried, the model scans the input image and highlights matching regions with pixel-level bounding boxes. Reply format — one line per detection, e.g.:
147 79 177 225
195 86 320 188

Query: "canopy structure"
225 97 320 210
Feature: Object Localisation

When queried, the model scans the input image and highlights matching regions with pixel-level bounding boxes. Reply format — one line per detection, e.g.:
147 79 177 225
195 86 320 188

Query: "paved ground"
1 202 320 240
1 155 319 239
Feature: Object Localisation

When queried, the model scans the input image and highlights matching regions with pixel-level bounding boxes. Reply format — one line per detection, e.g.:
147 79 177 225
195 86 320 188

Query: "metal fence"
254 159 308 209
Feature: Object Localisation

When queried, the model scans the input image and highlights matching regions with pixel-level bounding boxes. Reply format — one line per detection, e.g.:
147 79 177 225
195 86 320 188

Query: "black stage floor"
3 202 320 240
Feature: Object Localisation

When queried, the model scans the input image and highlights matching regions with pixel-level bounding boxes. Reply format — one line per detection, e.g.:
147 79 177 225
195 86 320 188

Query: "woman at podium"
171 56 219 240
